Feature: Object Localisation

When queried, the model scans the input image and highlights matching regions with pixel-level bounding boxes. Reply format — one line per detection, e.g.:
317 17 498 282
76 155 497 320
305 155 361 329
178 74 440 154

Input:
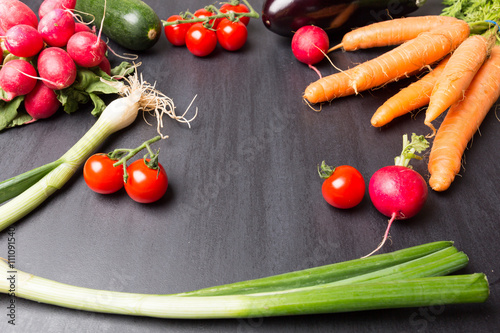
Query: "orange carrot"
304 20 470 104
424 34 493 136
303 67 356 103
329 16 463 52
371 55 450 127
428 46 500 192
328 2 359 30
350 24 469 93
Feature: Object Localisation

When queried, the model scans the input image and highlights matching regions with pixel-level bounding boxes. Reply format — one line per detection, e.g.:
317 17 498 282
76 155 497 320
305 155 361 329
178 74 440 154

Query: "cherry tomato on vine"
185 23 217 57
83 154 124 194
220 3 250 26
318 162 365 209
124 159 168 204
216 18 248 51
194 8 220 28
164 15 192 46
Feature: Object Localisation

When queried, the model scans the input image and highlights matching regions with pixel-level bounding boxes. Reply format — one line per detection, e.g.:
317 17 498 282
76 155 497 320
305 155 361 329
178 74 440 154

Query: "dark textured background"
0 0 499 332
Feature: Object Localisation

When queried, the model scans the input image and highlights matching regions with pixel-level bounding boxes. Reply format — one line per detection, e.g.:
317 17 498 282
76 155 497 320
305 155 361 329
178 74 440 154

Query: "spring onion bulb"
0 70 197 232
0 241 489 319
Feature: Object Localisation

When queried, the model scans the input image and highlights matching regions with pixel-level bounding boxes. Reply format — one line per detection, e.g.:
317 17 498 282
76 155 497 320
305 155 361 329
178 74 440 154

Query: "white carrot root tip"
424 121 437 138
327 43 343 53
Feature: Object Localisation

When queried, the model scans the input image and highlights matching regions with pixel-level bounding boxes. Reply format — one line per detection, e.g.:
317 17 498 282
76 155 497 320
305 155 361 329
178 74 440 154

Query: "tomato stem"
162 0 259 27
110 136 163 182
317 161 336 179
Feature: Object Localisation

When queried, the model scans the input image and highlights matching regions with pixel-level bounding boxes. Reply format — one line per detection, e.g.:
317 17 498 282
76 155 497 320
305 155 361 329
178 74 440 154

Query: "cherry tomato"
321 165 365 209
220 3 250 26
124 159 168 204
194 8 220 28
164 15 192 46
83 154 124 194
216 18 248 51
185 23 217 57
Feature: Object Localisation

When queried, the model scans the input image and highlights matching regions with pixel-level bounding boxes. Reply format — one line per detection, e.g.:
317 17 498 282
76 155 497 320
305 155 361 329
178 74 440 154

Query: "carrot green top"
442 0 500 43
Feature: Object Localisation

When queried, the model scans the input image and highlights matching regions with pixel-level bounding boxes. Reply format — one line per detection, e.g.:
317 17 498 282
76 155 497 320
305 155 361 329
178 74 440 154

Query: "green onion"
0 117 117 227
0 71 196 232
177 241 458 296
0 257 488 319
0 160 63 204
180 247 468 297
0 242 489 319
247 274 489 318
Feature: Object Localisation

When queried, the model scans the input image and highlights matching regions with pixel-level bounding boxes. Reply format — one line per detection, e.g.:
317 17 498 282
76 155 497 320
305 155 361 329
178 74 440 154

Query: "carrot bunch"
304 13 500 192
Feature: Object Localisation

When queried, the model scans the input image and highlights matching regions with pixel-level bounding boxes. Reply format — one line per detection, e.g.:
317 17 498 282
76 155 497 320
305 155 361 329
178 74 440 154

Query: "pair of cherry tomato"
83 154 168 204
164 4 250 56
318 162 366 209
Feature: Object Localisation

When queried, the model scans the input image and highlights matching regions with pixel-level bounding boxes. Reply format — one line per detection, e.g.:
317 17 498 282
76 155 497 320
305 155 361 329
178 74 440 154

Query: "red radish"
0 59 37 101
74 22 94 34
37 47 77 90
98 57 111 75
364 134 430 257
0 0 38 31
66 31 107 68
4 24 44 57
292 25 329 75
39 0 77 19
38 8 75 47
24 80 61 119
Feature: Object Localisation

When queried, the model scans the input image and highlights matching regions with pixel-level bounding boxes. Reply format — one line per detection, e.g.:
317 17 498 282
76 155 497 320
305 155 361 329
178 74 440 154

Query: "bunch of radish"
0 0 111 122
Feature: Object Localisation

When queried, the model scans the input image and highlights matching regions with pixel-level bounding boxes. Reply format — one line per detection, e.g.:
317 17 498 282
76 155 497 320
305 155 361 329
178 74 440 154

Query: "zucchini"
75 0 162 51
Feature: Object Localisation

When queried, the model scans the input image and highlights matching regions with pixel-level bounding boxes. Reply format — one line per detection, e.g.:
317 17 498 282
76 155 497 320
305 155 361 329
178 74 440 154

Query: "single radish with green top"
365 133 430 257
66 31 107 68
24 80 61 120
291 25 329 77
0 59 38 101
38 8 75 47
37 47 77 90
4 24 44 57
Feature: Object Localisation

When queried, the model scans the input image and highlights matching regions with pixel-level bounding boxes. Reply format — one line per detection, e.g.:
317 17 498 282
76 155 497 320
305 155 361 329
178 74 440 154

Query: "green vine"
108 136 163 182
162 0 260 29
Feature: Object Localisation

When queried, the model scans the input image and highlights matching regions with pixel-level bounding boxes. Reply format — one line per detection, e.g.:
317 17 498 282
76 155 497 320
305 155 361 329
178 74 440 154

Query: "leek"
0 71 196 232
0 242 489 319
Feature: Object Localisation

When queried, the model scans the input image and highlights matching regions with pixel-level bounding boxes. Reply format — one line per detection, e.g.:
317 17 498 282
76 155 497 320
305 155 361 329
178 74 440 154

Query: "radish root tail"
362 212 396 258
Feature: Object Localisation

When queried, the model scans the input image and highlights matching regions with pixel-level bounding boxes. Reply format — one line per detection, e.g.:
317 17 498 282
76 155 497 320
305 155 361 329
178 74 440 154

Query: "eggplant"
262 0 426 38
